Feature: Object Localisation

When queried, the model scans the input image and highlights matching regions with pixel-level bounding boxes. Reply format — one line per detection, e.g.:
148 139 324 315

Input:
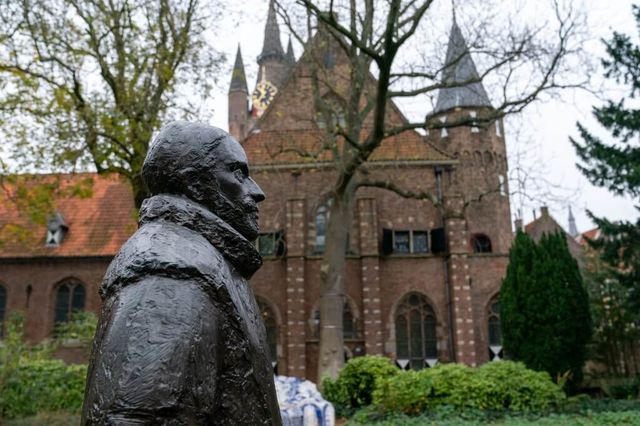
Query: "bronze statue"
82 122 282 425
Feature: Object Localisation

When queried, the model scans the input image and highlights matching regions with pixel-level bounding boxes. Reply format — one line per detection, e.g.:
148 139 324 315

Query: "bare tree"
0 0 225 207
272 0 588 379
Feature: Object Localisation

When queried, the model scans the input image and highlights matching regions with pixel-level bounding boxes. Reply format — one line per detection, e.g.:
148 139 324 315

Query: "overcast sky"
206 0 638 235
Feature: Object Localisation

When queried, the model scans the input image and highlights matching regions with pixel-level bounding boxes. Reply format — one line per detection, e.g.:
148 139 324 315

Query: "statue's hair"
143 121 228 197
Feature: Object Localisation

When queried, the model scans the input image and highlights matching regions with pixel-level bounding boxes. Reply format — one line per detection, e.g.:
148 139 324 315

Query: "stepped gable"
0 173 136 258
434 20 492 114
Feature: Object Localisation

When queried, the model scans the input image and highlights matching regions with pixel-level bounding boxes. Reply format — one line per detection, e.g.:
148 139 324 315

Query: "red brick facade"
0 9 513 382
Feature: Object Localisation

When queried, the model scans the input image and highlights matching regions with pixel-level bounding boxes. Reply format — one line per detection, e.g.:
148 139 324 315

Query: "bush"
371 370 432 415
472 361 565 411
0 313 88 419
372 361 565 415
0 360 87 419
322 355 398 412
54 311 98 345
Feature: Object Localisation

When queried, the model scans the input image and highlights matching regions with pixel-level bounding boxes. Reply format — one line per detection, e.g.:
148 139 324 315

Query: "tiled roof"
577 228 600 246
434 20 492 114
243 129 455 166
0 173 136 258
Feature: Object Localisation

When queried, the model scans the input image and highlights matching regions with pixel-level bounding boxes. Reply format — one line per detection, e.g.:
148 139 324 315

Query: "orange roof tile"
0 173 136 258
243 129 454 166
577 228 600 247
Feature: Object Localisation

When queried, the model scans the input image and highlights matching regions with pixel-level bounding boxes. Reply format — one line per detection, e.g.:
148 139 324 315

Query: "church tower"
228 45 249 141
428 19 511 253
256 0 287 87
427 19 512 366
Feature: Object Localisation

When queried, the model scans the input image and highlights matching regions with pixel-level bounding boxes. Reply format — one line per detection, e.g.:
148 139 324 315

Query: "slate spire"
229 45 248 93
568 206 578 237
285 37 295 65
434 20 492 113
258 0 285 64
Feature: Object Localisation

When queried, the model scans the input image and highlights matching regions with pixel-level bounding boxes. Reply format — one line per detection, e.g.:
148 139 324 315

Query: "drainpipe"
435 166 456 363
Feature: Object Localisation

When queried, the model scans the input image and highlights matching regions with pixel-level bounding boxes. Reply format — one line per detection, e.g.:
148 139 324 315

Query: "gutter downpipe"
435 166 456 363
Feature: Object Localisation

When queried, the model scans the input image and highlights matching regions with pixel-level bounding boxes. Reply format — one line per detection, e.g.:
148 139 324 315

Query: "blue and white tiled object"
275 375 335 426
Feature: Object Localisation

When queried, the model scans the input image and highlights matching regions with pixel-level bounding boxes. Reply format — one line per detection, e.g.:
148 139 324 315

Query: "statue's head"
143 121 265 241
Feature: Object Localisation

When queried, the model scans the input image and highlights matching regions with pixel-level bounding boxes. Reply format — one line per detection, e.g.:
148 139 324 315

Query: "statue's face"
205 136 265 241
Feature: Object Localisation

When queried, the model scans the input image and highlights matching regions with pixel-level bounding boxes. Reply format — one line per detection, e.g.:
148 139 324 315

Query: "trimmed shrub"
472 361 565 411
372 361 565 415
371 370 432 415
322 355 398 411
423 363 477 408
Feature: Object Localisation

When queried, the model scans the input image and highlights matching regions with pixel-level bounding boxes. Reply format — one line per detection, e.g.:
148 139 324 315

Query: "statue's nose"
249 178 265 203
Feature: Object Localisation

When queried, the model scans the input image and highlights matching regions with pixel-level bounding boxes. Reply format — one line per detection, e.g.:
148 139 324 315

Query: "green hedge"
322 355 398 412
372 361 565 414
0 360 87 419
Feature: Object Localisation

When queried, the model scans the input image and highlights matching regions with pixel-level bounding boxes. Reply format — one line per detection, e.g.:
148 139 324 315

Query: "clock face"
252 81 278 117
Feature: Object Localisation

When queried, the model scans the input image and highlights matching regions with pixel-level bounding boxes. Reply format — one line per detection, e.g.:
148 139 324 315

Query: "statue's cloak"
82 194 282 426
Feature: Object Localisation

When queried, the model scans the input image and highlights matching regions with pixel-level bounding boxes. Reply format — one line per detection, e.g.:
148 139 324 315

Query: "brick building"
0 3 512 381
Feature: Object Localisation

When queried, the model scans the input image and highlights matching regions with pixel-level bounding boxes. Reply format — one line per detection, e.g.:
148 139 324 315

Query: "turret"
428 19 511 254
568 206 579 237
229 45 249 141
285 37 296 67
256 0 287 87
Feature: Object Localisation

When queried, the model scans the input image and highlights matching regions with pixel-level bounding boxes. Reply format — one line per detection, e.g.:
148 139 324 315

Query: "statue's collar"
139 194 262 279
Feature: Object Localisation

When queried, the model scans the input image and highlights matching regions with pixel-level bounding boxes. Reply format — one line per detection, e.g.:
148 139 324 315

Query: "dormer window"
46 212 68 247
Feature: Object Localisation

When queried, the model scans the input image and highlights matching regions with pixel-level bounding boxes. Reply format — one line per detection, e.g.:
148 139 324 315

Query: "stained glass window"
395 293 438 369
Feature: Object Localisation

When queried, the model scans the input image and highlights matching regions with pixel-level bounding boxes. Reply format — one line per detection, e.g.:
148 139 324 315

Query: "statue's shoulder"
101 220 230 297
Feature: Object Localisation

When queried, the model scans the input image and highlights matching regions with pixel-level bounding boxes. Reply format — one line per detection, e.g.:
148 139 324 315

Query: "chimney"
540 206 549 217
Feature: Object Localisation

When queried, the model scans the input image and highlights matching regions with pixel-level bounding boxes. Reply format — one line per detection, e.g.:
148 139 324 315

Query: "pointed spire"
285 37 295 65
258 0 284 64
568 206 579 237
229 45 248 93
434 20 492 113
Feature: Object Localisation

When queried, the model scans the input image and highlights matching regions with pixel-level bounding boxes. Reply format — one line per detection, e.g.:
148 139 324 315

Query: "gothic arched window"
343 301 358 339
471 234 492 253
315 205 328 253
311 299 358 339
488 297 503 361
395 293 438 370
257 298 278 368
0 284 6 338
54 279 85 324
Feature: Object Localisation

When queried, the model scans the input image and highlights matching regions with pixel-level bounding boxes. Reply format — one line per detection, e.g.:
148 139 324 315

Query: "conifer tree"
570 4 640 309
501 231 592 387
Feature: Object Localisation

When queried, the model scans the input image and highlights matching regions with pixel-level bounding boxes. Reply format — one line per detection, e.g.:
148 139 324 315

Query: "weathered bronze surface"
82 122 282 425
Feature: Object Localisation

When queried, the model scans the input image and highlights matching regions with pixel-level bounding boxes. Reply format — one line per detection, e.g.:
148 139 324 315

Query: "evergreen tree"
501 231 592 387
570 4 640 310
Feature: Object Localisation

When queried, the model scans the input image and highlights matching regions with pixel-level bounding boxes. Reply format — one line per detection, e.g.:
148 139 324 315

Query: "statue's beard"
207 192 260 242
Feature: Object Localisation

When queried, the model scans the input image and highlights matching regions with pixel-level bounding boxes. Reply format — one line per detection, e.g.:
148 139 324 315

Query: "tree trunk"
317 185 355 381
